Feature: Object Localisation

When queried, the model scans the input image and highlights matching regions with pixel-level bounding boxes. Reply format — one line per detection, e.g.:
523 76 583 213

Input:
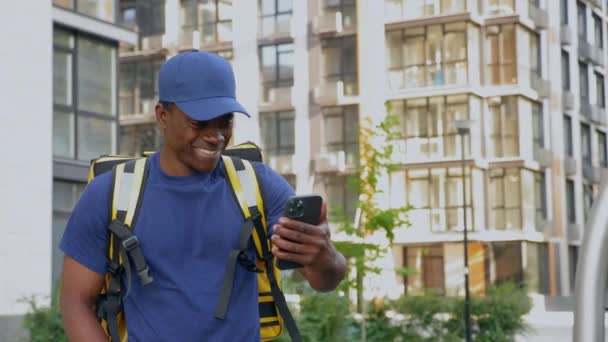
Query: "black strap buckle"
121 235 139 251
237 252 263 273
106 261 121 275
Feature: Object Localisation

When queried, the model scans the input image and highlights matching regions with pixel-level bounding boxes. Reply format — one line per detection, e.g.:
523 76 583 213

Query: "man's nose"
200 125 225 145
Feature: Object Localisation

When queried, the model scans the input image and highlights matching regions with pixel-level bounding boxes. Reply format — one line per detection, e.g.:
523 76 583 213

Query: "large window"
530 32 541 78
599 130 608 167
119 123 163 156
489 168 521 230
322 36 358 96
391 95 470 159
323 0 356 31
486 24 516 85
259 0 292 37
580 62 589 103
54 0 116 23
120 59 164 116
407 167 473 232
180 0 233 46
260 111 295 157
583 182 594 222
566 179 576 224
562 50 570 91
403 245 445 295
561 0 568 25
581 122 592 165
384 0 466 21
535 172 547 229
593 13 603 48
532 102 544 160
52 181 85 287
596 72 605 108
578 2 587 40
387 22 468 89
325 175 358 222
485 0 515 15
323 105 359 165
260 43 294 88
489 96 519 158
564 115 574 157
53 28 117 161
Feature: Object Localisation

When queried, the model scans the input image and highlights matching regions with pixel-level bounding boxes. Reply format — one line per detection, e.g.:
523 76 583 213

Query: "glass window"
322 36 358 95
594 13 603 48
564 115 573 157
535 172 547 229
323 106 359 165
53 109 75 159
599 131 607 167
532 102 544 160
78 35 116 115
119 59 164 116
486 24 516 85
566 179 576 224
486 0 515 14
490 168 521 230
530 32 541 77
489 96 518 158
596 72 605 108
76 0 115 22
569 245 579 291
77 116 116 161
583 182 594 222
325 175 358 222
136 0 166 36
260 111 295 157
119 123 163 156
324 0 357 31
180 0 233 46
578 2 587 40
562 50 570 91
494 242 523 284
259 0 292 37
561 0 568 25
580 62 589 101
581 123 592 165
259 43 294 87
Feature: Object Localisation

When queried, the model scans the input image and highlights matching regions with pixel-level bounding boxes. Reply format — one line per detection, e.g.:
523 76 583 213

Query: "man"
59 50 346 341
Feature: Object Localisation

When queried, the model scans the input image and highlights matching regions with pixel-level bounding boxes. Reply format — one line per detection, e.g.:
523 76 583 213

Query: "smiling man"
59 50 346 342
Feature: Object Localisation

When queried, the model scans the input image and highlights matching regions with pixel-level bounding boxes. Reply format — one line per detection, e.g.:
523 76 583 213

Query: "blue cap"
158 50 249 121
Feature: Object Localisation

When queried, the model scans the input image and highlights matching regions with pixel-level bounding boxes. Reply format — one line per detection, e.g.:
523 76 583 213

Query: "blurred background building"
1 0 607 339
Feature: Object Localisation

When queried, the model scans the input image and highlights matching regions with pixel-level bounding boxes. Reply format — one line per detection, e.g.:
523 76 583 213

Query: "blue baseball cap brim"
174 96 250 122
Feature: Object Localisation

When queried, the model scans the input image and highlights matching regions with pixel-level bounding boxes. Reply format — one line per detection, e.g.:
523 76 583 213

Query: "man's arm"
60 255 108 342
271 201 347 291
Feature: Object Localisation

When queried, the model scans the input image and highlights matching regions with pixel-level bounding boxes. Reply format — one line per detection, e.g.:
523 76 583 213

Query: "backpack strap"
216 156 301 342
99 158 153 342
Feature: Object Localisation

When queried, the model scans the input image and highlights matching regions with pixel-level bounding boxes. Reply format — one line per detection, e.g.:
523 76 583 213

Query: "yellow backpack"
88 142 300 342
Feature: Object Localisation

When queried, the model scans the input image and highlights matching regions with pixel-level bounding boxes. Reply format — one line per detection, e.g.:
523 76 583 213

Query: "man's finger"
320 200 327 224
273 224 319 244
278 217 324 236
271 246 312 265
271 235 316 255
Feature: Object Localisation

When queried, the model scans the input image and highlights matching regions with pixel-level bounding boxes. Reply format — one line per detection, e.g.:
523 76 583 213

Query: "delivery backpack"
89 142 301 342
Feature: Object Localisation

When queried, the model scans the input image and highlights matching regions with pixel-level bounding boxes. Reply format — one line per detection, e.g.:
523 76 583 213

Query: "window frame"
259 110 296 157
259 42 294 88
180 0 233 45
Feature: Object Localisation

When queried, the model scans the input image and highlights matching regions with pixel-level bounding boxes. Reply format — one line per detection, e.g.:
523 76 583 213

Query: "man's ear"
156 103 168 129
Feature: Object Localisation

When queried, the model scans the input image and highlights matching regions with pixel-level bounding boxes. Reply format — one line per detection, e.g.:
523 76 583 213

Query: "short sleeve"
59 172 112 275
253 163 295 235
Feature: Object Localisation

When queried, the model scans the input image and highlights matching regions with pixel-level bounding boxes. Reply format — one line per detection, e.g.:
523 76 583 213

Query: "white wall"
0 0 53 314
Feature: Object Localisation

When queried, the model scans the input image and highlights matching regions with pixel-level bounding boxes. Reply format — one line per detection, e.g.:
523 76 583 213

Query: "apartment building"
116 0 606 302
0 0 135 339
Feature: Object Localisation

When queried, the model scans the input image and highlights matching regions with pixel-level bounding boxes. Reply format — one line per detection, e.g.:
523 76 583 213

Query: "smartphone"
276 195 323 270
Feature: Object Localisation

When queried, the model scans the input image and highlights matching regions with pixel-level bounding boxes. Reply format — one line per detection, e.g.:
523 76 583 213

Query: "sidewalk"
516 311 608 341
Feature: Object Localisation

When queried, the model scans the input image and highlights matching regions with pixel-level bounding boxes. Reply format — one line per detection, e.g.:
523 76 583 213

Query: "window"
530 32 541 78
599 130 608 167
52 181 86 287
385 0 466 20
136 0 166 36
260 111 295 157
580 62 589 102
489 168 521 230
387 22 468 89
120 59 164 116
325 175 358 222
391 95 470 159
403 245 445 295
594 13 603 48
406 168 473 232
583 182 594 222
260 43 294 88
561 0 568 25
53 28 117 161
76 0 115 22
596 72 605 108
562 50 570 91
566 179 576 224
564 115 574 157
578 2 587 41
119 123 163 156
581 122 592 165
486 0 515 15
323 105 359 165
569 245 579 291
119 1 137 29
180 0 233 46
535 172 547 229
324 0 356 31
259 0 292 37
322 36 358 96
532 102 544 160
486 24 516 85
489 96 519 158
494 242 524 284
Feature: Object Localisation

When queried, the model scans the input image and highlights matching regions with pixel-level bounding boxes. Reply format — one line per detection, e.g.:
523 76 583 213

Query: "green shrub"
21 295 66 342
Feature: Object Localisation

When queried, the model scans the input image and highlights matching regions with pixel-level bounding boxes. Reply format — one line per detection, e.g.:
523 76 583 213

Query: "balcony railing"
591 105 607 126
179 22 233 48
533 146 553 168
564 156 577 176
583 162 602 183
531 72 550 98
581 98 593 120
563 90 575 110
258 16 293 40
314 80 358 106
528 4 548 29
314 149 358 173
259 84 293 109
561 26 572 45
388 62 468 90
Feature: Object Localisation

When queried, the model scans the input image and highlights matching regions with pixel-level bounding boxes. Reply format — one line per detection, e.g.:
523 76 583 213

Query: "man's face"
157 103 234 174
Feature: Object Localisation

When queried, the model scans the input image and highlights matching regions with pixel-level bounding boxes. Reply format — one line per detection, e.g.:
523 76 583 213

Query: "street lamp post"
454 119 474 342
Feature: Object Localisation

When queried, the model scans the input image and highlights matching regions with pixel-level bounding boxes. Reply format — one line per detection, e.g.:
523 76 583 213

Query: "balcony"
179 23 233 49
267 154 295 174
588 0 602 9
591 105 607 126
528 4 547 29
567 223 581 242
314 80 358 106
259 85 293 110
258 17 294 40
580 99 593 120
563 90 575 110
582 163 602 183
140 35 163 51
534 147 553 168
314 150 357 173
316 11 343 34
564 156 577 176
531 73 550 98
560 26 572 45
579 39 603 67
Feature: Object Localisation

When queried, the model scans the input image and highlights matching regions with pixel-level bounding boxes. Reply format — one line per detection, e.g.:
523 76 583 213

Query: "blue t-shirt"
60 152 294 342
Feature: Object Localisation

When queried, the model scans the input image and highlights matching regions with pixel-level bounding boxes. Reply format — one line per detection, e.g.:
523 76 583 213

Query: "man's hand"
271 201 346 291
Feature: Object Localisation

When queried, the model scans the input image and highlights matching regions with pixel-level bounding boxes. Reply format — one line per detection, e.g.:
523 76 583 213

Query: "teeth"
194 147 219 157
